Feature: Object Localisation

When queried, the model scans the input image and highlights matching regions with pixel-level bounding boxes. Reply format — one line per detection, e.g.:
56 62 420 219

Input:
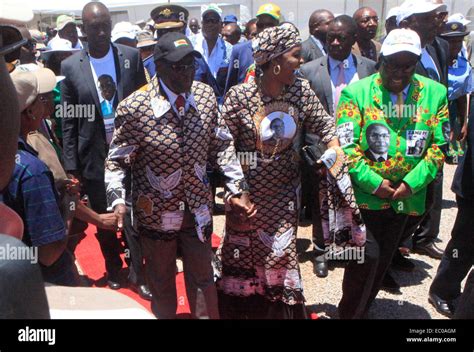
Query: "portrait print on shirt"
337 122 354 146
98 74 117 145
442 121 451 144
406 130 429 157
260 111 297 153
364 123 392 162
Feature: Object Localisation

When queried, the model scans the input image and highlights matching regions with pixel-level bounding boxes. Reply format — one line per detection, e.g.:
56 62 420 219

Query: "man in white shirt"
190 4 232 85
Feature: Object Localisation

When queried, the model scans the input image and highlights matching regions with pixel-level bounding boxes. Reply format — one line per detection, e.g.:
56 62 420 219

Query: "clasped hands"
374 179 412 200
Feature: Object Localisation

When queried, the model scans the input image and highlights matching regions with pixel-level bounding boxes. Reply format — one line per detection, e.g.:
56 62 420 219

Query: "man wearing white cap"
398 0 450 260
54 15 83 50
190 4 232 86
111 21 137 48
336 28 449 318
384 7 400 38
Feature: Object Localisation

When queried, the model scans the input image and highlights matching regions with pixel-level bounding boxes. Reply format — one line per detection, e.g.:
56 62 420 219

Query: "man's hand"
228 193 257 219
97 213 118 231
392 182 412 200
113 204 127 231
459 122 468 143
374 179 396 199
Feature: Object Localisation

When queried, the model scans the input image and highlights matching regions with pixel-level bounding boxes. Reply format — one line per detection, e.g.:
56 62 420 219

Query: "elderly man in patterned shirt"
105 32 255 319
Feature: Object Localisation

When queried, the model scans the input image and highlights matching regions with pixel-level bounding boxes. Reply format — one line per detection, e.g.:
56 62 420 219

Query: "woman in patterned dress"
217 23 339 319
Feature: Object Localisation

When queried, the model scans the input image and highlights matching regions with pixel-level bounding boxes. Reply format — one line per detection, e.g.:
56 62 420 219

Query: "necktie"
395 92 404 118
334 62 347 110
175 94 186 117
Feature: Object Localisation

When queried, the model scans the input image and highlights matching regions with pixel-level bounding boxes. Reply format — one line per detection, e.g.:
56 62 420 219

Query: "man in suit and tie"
397 0 449 260
60 1 147 289
365 124 392 162
301 9 334 64
300 15 377 116
300 15 377 278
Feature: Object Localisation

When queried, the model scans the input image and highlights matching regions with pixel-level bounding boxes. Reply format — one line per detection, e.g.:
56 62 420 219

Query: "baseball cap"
386 7 400 21
112 22 137 43
56 15 76 31
0 0 33 24
201 4 223 19
256 3 281 21
153 32 201 62
397 0 447 25
380 28 422 57
10 67 57 112
223 15 238 24
40 37 80 60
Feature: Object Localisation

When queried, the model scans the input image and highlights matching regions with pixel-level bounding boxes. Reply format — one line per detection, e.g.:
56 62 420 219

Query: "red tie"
175 95 186 117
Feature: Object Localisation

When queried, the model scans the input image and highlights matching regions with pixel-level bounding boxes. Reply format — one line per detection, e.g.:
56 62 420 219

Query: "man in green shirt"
336 28 449 319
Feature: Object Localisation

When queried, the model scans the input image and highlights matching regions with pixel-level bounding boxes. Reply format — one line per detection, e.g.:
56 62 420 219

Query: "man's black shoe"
428 292 455 317
413 242 444 260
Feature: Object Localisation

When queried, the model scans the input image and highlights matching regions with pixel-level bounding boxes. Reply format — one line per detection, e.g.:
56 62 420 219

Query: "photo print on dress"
406 130 429 157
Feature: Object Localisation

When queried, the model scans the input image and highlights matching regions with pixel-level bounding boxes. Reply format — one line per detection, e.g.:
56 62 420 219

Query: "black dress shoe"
428 292 454 317
381 272 402 295
107 279 121 290
391 251 416 272
107 272 121 290
413 242 444 260
313 256 328 278
130 284 152 301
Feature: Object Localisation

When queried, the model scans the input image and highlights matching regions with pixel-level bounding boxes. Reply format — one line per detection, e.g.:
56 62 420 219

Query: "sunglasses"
0 25 27 60
170 62 195 72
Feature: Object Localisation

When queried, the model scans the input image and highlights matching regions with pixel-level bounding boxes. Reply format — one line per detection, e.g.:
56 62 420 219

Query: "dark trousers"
0 235 50 318
412 171 443 246
140 219 219 319
454 270 474 319
338 208 410 319
430 196 474 300
82 178 122 276
122 207 145 285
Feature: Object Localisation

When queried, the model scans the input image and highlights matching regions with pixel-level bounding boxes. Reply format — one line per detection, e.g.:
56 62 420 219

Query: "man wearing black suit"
365 124 391 162
300 15 376 278
301 9 334 64
398 1 449 260
429 98 474 317
61 2 147 289
301 16 376 116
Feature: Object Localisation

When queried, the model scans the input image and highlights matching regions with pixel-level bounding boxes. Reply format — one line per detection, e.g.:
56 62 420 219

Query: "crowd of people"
0 0 474 319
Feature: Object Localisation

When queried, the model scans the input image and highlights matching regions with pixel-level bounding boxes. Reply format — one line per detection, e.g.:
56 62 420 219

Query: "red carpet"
74 225 317 319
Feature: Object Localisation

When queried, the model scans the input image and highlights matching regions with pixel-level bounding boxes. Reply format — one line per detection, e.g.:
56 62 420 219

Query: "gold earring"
273 64 281 75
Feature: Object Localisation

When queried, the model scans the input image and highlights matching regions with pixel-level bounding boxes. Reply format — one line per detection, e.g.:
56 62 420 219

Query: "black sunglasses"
170 62 196 72
0 25 27 60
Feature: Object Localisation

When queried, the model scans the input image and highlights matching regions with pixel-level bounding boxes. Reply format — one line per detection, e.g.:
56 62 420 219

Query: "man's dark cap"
154 31 201 62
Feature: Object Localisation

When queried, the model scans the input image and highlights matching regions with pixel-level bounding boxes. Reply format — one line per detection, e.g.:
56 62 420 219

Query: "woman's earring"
273 64 281 76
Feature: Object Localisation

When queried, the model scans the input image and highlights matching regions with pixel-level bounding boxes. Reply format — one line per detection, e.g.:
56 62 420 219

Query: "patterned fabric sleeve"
301 80 337 144
104 99 140 210
336 88 384 194
403 98 448 194
210 88 248 196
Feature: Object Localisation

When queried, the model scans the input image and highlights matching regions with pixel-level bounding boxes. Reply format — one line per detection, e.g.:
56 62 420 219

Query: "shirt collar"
18 136 38 156
310 35 326 53
328 54 355 70
159 79 197 110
